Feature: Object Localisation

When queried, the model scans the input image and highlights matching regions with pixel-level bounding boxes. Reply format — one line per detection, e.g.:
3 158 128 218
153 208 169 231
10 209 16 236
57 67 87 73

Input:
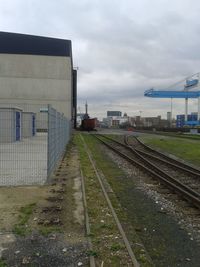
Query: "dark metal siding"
0 32 71 57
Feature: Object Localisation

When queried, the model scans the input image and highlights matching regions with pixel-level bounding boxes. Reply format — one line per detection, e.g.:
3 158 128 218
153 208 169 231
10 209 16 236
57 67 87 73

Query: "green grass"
0 259 8 267
140 131 200 140
110 243 124 251
140 135 200 166
74 134 130 265
87 250 99 257
74 133 154 267
13 203 36 236
39 226 62 236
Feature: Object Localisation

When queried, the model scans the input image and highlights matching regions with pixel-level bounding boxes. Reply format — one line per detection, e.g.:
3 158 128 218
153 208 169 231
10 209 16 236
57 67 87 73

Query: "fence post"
47 104 51 181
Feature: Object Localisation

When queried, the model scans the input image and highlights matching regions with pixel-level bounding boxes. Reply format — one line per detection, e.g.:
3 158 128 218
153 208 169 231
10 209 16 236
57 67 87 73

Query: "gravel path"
2 232 89 267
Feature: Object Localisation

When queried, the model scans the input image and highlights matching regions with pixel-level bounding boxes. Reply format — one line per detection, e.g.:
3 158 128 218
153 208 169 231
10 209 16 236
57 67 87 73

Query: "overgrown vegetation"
13 203 36 236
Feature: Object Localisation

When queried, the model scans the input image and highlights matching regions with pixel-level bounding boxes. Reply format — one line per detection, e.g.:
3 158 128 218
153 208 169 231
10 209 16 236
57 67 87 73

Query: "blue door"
16 112 21 141
32 115 36 136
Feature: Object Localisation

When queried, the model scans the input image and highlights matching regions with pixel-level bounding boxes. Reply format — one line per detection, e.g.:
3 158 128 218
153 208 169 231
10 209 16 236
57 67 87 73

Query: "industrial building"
102 111 129 128
0 32 77 186
0 31 77 126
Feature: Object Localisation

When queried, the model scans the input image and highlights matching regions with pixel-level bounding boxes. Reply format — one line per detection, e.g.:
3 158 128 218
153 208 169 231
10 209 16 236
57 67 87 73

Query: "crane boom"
144 88 200 98
144 74 200 125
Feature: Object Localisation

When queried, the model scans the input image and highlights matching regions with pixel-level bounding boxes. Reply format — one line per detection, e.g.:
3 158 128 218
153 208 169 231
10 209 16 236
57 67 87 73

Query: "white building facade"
0 32 77 125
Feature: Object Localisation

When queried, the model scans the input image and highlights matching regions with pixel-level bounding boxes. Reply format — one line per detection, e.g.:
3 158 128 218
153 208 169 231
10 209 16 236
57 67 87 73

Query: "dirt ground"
0 144 89 267
0 186 49 232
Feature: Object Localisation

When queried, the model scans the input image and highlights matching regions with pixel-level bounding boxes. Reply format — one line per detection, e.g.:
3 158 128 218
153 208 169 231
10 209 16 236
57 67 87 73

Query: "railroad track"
93 134 200 210
80 134 140 267
127 135 200 175
125 136 200 193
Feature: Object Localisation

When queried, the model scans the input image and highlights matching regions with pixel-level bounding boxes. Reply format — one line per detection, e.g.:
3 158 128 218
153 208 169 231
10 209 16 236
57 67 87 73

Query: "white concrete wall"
0 54 72 119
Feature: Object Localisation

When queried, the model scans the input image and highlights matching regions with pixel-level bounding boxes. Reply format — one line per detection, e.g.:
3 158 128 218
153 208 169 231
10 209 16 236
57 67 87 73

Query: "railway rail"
127 135 200 175
80 134 140 267
93 134 200 210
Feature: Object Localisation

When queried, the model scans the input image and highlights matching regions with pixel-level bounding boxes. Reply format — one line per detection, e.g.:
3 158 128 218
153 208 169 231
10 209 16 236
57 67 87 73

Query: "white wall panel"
0 54 73 119
0 54 72 80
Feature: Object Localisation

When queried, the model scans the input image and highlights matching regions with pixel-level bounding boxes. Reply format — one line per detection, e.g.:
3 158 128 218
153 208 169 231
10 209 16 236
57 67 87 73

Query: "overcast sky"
0 0 200 119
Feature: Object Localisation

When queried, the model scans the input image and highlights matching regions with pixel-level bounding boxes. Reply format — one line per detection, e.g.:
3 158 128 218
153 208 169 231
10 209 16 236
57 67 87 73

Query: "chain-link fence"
47 105 70 180
0 103 71 186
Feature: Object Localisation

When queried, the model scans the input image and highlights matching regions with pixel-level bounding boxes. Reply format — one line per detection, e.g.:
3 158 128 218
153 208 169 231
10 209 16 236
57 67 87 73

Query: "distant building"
107 111 122 117
167 112 172 121
102 117 112 128
102 111 129 128
128 117 136 127
112 119 120 127
142 116 161 127
176 113 198 127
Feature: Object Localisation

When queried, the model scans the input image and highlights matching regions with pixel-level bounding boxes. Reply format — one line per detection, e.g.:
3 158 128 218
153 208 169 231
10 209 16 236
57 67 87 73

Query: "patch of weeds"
110 243 123 251
87 232 95 237
87 250 99 257
13 203 36 236
26 264 37 267
139 253 149 263
39 226 62 236
98 223 114 230
0 259 8 267
13 224 28 236
93 238 101 244
88 209 98 217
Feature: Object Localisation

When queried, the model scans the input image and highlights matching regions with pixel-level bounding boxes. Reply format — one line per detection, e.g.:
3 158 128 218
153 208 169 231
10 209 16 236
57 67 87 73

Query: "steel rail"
93 134 200 209
80 134 140 267
97 134 200 178
99 134 200 198
131 136 200 175
80 167 96 267
97 134 200 198
124 136 200 178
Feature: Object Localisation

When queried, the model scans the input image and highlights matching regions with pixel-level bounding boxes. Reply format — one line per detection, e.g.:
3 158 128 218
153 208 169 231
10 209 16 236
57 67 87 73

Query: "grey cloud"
0 0 200 119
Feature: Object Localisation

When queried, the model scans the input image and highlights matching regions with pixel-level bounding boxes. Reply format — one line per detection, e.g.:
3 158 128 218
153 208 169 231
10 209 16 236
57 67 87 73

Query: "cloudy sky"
0 0 200 119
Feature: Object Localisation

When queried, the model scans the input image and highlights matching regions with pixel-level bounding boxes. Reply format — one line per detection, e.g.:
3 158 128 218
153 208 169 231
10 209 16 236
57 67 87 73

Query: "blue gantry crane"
144 73 200 126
